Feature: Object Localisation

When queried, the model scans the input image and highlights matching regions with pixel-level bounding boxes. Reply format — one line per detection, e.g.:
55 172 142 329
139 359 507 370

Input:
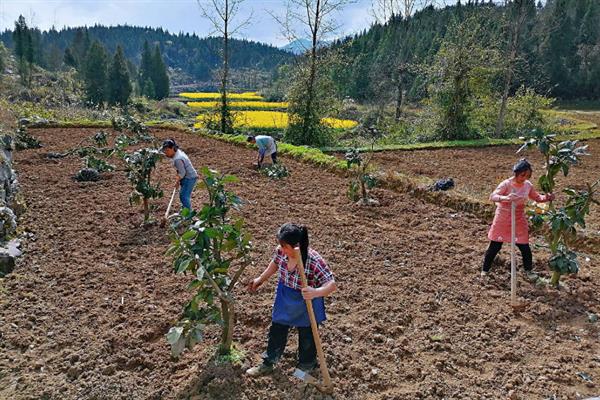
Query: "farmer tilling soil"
481 159 555 279
247 135 277 168
246 223 337 378
7 127 600 399
161 138 198 211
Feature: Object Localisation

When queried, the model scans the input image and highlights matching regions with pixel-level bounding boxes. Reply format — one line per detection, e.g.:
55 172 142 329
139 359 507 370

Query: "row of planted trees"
165 133 598 362
46 115 163 222
31 116 594 363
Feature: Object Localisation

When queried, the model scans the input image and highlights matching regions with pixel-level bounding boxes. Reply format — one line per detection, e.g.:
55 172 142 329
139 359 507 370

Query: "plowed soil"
373 140 600 237
1 127 599 400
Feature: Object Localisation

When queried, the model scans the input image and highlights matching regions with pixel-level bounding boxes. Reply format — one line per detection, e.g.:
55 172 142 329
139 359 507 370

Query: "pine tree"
151 44 169 99
12 15 33 85
143 79 156 99
107 45 132 106
139 41 154 95
0 43 5 74
13 15 27 61
64 47 77 68
539 0 577 98
47 44 63 71
71 28 90 67
576 0 600 98
83 40 109 106
578 0 599 46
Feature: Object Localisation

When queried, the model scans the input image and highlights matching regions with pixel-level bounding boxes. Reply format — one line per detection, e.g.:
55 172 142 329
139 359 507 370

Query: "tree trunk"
361 176 368 203
302 0 321 144
495 1 525 138
495 46 516 137
143 198 149 222
550 270 561 287
395 75 404 121
219 298 234 355
221 0 230 134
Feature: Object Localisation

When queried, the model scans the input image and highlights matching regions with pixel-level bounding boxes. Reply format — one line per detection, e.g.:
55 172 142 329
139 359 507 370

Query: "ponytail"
277 223 310 266
300 225 309 267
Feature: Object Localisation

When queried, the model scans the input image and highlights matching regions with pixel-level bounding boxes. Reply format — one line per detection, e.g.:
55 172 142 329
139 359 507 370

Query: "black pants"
482 240 532 272
262 322 317 369
259 152 277 165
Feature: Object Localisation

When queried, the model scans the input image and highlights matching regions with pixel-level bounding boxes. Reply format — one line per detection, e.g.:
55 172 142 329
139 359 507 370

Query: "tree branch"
194 255 230 302
229 258 251 291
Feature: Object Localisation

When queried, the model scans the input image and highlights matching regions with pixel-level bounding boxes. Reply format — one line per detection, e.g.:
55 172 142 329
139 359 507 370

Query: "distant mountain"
0 25 295 87
281 38 330 55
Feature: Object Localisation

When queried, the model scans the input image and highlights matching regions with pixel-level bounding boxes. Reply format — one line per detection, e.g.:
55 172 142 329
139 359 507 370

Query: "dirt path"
373 139 600 238
0 128 599 399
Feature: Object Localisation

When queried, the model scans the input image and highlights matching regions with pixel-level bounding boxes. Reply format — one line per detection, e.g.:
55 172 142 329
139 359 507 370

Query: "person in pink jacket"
481 159 555 280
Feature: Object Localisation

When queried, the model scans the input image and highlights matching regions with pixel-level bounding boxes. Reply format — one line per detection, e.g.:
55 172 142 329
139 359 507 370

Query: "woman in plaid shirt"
246 223 337 376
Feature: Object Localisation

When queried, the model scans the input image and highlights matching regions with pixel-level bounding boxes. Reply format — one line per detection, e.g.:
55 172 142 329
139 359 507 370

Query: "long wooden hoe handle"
295 247 332 390
165 187 177 219
510 194 517 307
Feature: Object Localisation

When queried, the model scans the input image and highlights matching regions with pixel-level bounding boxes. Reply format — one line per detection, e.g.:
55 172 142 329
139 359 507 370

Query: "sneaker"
524 271 539 282
297 362 317 373
480 271 489 277
246 363 274 377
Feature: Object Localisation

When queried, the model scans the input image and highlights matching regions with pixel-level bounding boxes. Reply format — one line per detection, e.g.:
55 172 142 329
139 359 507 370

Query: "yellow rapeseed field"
179 92 264 101
187 101 289 109
195 111 358 130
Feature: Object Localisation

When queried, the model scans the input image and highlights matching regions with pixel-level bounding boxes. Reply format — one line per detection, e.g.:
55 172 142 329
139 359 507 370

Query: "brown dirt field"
1 127 599 400
373 139 600 238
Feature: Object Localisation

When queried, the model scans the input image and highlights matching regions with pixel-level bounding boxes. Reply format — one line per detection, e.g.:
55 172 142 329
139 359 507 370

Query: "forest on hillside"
331 0 600 102
0 25 293 83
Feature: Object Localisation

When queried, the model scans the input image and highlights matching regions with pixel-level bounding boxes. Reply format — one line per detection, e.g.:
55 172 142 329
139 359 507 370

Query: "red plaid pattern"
271 246 334 290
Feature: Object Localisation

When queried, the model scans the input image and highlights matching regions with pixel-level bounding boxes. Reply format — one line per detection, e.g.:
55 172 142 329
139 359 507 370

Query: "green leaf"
181 230 198 241
176 258 192 273
166 326 183 345
196 267 205 281
187 279 203 290
204 227 221 239
222 175 239 183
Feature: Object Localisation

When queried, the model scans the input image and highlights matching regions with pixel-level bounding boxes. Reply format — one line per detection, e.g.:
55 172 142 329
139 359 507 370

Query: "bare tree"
197 0 252 134
494 0 533 137
272 0 354 145
371 0 434 23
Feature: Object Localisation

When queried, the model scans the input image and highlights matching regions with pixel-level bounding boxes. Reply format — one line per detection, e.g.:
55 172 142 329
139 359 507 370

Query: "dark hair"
277 223 309 267
246 135 256 142
513 158 532 175
161 138 178 151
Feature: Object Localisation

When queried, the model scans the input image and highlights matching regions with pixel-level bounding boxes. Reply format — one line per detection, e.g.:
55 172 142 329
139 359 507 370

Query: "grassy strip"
320 129 600 153
200 131 348 171
28 119 113 129
378 171 496 220
28 119 192 131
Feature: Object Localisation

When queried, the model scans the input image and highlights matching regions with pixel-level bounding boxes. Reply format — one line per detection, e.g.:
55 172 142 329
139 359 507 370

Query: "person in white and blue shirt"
161 138 198 211
247 135 277 168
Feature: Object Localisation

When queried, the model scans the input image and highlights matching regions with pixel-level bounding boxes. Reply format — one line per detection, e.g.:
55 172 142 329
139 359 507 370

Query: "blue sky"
0 0 381 47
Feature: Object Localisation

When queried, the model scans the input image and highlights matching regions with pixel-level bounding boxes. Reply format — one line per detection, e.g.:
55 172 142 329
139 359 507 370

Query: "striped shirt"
271 246 334 290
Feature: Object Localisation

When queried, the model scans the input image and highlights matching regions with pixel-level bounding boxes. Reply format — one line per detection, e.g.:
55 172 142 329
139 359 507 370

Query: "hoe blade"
293 368 318 384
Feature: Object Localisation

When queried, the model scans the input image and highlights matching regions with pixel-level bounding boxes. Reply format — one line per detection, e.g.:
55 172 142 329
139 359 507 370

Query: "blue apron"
272 281 326 328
